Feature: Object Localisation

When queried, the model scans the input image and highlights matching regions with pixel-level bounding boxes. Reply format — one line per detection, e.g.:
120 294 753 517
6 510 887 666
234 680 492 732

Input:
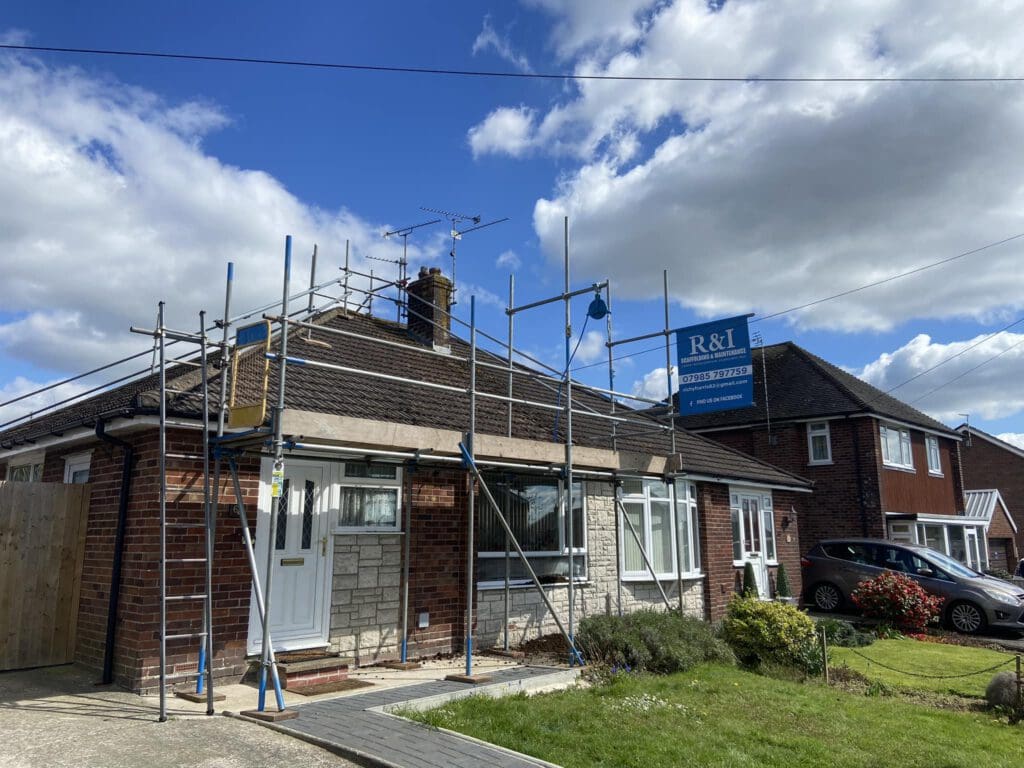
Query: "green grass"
830 638 1016 698
405 665 1022 768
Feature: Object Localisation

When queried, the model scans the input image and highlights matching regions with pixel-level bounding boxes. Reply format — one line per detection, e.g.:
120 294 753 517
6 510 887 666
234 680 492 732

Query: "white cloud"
855 332 1024 422
468 105 538 158
996 433 1024 450
496 249 522 269
0 51 438 392
472 15 532 73
573 330 606 365
477 1 1024 332
0 375 90 427
458 282 505 309
631 364 675 402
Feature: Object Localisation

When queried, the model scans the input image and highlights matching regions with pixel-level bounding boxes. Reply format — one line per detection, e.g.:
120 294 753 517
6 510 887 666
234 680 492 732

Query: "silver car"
801 538 1024 634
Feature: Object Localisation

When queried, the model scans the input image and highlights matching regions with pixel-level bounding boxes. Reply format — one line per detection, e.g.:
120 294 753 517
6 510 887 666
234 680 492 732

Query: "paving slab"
241 664 578 768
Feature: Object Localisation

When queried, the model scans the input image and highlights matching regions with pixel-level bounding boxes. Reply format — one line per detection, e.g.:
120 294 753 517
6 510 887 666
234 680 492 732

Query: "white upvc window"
730 490 777 565
926 436 942 475
880 424 914 470
477 473 586 586
6 450 45 482
620 479 700 581
807 422 832 465
63 451 93 484
334 461 402 531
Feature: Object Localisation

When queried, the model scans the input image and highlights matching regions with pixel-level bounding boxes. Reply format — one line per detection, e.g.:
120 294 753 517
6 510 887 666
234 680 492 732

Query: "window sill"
332 528 403 535
882 463 916 474
478 580 590 591
622 573 704 583
807 460 833 467
928 470 944 478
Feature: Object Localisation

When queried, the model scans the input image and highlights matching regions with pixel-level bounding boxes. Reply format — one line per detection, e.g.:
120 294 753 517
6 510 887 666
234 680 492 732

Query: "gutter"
95 419 135 686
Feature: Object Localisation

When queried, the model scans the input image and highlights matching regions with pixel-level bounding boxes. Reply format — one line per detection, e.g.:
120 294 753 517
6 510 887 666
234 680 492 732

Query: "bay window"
620 478 700 581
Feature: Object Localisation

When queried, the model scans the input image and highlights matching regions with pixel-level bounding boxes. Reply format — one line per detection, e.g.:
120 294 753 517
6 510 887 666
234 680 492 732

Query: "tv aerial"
421 206 509 305
378 218 442 321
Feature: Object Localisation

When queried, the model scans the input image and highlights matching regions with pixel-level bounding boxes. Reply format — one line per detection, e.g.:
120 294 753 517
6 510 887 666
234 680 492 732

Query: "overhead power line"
3 44 1024 83
910 336 1024 406
572 231 1024 373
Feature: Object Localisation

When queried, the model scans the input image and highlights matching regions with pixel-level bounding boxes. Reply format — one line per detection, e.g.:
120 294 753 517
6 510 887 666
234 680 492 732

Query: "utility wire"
4 44 1024 83
572 231 1024 373
910 336 1024 406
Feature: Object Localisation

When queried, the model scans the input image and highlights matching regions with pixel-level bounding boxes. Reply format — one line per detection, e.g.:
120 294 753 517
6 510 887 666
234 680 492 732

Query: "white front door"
740 494 770 598
248 459 331 653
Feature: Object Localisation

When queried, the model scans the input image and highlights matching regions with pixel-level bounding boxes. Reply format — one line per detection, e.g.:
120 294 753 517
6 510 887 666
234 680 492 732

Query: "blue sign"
676 315 753 416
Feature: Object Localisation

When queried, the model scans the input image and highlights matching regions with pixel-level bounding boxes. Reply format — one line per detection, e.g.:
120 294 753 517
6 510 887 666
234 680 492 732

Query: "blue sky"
2 1 1024 445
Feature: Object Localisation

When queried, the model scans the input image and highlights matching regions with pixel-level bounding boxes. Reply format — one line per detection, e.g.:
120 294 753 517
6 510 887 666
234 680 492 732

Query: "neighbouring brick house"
958 425 1024 569
0 268 809 693
677 342 987 573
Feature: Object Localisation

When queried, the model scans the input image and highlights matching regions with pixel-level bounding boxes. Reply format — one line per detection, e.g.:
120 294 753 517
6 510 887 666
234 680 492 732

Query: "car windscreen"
920 549 980 579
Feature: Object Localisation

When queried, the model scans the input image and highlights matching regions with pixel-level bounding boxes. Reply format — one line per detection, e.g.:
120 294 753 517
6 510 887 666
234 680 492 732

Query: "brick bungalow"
958 425 1024 570
677 342 986 571
0 269 809 692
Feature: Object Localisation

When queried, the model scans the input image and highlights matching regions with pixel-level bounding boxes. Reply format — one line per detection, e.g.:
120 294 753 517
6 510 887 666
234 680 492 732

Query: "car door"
822 542 879 595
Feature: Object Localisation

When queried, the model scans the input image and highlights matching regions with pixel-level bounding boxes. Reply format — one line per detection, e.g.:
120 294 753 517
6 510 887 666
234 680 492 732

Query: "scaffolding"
109 220 703 718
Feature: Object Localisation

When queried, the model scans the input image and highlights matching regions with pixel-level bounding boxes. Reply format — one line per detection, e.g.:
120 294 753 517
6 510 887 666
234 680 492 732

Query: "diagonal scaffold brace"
459 442 585 667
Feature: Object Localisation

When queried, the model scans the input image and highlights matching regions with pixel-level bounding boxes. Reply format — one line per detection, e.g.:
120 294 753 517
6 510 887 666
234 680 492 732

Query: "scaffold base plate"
240 708 300 722
175 691 226 703
443 673 494 684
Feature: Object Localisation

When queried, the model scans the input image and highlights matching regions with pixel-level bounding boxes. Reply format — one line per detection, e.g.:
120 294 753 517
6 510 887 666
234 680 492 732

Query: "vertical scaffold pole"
464 296 477 678
399 461 413 663
200 312 216 712
606 284 622 615
563 216 576 664
663 270 676 456
259 235 292 712
504 275 514 651
664 271 685 615
157 301 168 722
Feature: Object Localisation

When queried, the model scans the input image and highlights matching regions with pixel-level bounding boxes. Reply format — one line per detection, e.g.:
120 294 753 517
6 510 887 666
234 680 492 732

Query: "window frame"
879 424 914 470
620 479 701 582
925 435 943 476
477 474 587 588
6 450 45 482
332 461 403 533
730 489 777 566
806 421 833 465
63 450 93 484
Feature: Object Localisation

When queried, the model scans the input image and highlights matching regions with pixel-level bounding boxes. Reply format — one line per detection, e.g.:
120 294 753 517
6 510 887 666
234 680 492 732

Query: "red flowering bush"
850 571 943 631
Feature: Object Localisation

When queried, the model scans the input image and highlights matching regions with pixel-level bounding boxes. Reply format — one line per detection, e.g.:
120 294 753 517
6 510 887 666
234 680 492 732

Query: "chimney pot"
418 266 429 278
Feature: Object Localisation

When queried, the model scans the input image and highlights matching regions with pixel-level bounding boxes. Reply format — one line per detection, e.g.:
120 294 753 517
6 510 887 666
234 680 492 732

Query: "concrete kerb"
373 666 580 714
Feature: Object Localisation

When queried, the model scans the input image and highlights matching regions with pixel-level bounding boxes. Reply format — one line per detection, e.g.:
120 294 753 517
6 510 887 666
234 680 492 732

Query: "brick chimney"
407 266 453 350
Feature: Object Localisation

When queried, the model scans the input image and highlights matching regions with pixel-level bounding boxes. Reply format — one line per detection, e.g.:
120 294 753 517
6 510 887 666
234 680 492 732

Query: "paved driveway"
0 665 356 768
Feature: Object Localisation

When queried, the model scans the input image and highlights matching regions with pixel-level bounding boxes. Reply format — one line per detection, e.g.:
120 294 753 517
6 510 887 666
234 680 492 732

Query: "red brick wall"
404 467 469 657
31 428 261 692
960 437 1024 558
697 484 804 622
702 418 885 554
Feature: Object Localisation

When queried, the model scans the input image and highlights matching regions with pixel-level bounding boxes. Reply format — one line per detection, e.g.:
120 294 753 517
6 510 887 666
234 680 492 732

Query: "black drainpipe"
850 416 869 537
95 420 135 685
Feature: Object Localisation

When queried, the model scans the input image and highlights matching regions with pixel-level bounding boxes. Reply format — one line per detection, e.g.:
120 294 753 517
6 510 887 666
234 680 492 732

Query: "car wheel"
812 582 843 612
947 601 987 635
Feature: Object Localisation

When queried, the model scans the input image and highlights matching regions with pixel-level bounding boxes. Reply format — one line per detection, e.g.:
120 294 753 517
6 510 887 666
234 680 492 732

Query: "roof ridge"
785 343 872 410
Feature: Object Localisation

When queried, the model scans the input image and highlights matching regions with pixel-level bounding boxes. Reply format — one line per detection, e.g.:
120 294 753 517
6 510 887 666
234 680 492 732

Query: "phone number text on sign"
678 365 752 385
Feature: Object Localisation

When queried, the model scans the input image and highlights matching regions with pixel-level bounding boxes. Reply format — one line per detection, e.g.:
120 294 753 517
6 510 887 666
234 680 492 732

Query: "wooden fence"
0 481 90 671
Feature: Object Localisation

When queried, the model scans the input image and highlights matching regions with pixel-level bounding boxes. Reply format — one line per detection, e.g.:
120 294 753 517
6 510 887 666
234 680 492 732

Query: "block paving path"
259 665 566 768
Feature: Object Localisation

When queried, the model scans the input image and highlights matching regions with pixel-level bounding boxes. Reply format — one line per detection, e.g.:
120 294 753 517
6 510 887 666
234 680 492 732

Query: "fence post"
821 626 829 685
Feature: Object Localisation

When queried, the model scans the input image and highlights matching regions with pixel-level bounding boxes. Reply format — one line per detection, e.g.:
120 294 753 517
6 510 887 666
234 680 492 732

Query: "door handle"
321 536 328 556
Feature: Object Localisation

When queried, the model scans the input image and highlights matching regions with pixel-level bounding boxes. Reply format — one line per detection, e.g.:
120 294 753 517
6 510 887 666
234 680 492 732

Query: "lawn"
830 638 1017 698
404 664 1022 768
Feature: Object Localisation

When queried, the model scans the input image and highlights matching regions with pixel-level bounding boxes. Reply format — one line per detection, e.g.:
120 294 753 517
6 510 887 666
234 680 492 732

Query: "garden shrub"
577 610 734 674
816 617 874 647
984 568 1013 582
742 562 758 596
849 571 942 632
774 562 792 598
720 595 824 675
